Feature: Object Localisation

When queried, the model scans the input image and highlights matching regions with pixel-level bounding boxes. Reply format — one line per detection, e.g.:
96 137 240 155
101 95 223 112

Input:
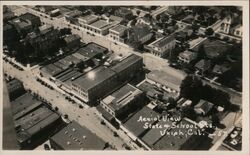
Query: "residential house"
195 59 212 76
114 7 134 21
178 51 197 64
212 63 231 75
194 99 214 116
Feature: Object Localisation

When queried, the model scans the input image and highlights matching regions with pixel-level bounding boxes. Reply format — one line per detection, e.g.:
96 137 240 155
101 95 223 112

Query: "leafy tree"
205 28 214 36
180 75 203 103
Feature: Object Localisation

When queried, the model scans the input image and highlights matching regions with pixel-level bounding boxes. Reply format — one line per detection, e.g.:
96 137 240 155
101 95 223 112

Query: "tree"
180 75 203 103
205 28 214 36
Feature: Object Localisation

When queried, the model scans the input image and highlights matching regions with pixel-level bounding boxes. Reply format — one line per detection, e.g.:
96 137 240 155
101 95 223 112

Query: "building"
109 24 128 42
71 66 118 103
194 99 214 116
212 63 231 75
78 14 99 26
19 13 41 28
49 121 106 150
146 69 187 96
9 18 33 37
145 36 175 58
100 84 144 118
25 24 59 53
38 6 55 13
3 24 18 44
121 106 160 141
114 7 134 21
63 34 81 49
176 98 192 109
11 93 62 149
85 19 119 36
110 54 143 82
128 25 153 44
6 78 26 101
40 63 67 79
195 59 212 76
152 119 208 150
178 50 197 64
222 125 242 151
230 24 242 38
141 118 173 150
63 10 82 24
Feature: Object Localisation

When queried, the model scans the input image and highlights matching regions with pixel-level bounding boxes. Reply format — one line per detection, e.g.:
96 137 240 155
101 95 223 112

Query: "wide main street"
3 60 142 150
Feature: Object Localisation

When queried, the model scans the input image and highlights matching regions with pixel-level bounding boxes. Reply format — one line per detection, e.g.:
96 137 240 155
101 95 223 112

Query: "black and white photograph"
1 1 249 154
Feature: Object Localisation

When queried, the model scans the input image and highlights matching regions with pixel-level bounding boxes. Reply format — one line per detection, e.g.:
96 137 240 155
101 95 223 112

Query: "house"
230 24 242 38
176 98 192 109
146 69 187 96
63 34 81 49
114 7 134 21
178 51 197 64
127 25 153 44
49 121 106 150
109 24 128 43
195 59 211 76
145 35 175 58
212 63 231 75
194 99 214 116
100 83 144 118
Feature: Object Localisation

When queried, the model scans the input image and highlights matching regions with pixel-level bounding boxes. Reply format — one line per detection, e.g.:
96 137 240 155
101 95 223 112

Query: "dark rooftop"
153 119 201 150
19 12 39 22
111 54 142 74
41 63 65 77
151 36 175 48
64 34 81 44
7 79 24 95
123 106 160 137
50 121 106 150
11 93 42 115
195 59 211 71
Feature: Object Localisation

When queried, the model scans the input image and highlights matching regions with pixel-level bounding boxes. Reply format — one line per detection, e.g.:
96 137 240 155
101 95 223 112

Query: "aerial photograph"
2 5 243 151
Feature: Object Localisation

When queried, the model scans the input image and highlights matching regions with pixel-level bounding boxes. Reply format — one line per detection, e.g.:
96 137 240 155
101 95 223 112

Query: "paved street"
3 61 133 150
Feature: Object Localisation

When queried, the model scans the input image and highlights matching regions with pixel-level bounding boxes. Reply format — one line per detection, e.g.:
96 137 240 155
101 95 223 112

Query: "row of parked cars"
3 57 24 71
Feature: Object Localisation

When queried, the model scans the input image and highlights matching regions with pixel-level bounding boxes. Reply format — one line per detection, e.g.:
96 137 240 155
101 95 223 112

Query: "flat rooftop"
147 69 187 92
123 106 160 137
50 121 106 150
40 63 64 77
72 66 116 91
90 19 114 30
111 54 142 74
102 84 143 111
153 119 201 150
110 24 128 33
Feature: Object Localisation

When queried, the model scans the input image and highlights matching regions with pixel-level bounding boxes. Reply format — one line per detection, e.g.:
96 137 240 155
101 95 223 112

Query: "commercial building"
111 54 143 82
63 10 82 24
78 14 99 26
152 119 208 150
100 83 144 118
11 93 62 149
128 25 153 44
109 24 128 42
49 121 106 150
71 54 143 104
145 36 176 58
121 106 160 141
9 18 33 37
146 69 187 96
71 66 118 103
6 78 26 101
